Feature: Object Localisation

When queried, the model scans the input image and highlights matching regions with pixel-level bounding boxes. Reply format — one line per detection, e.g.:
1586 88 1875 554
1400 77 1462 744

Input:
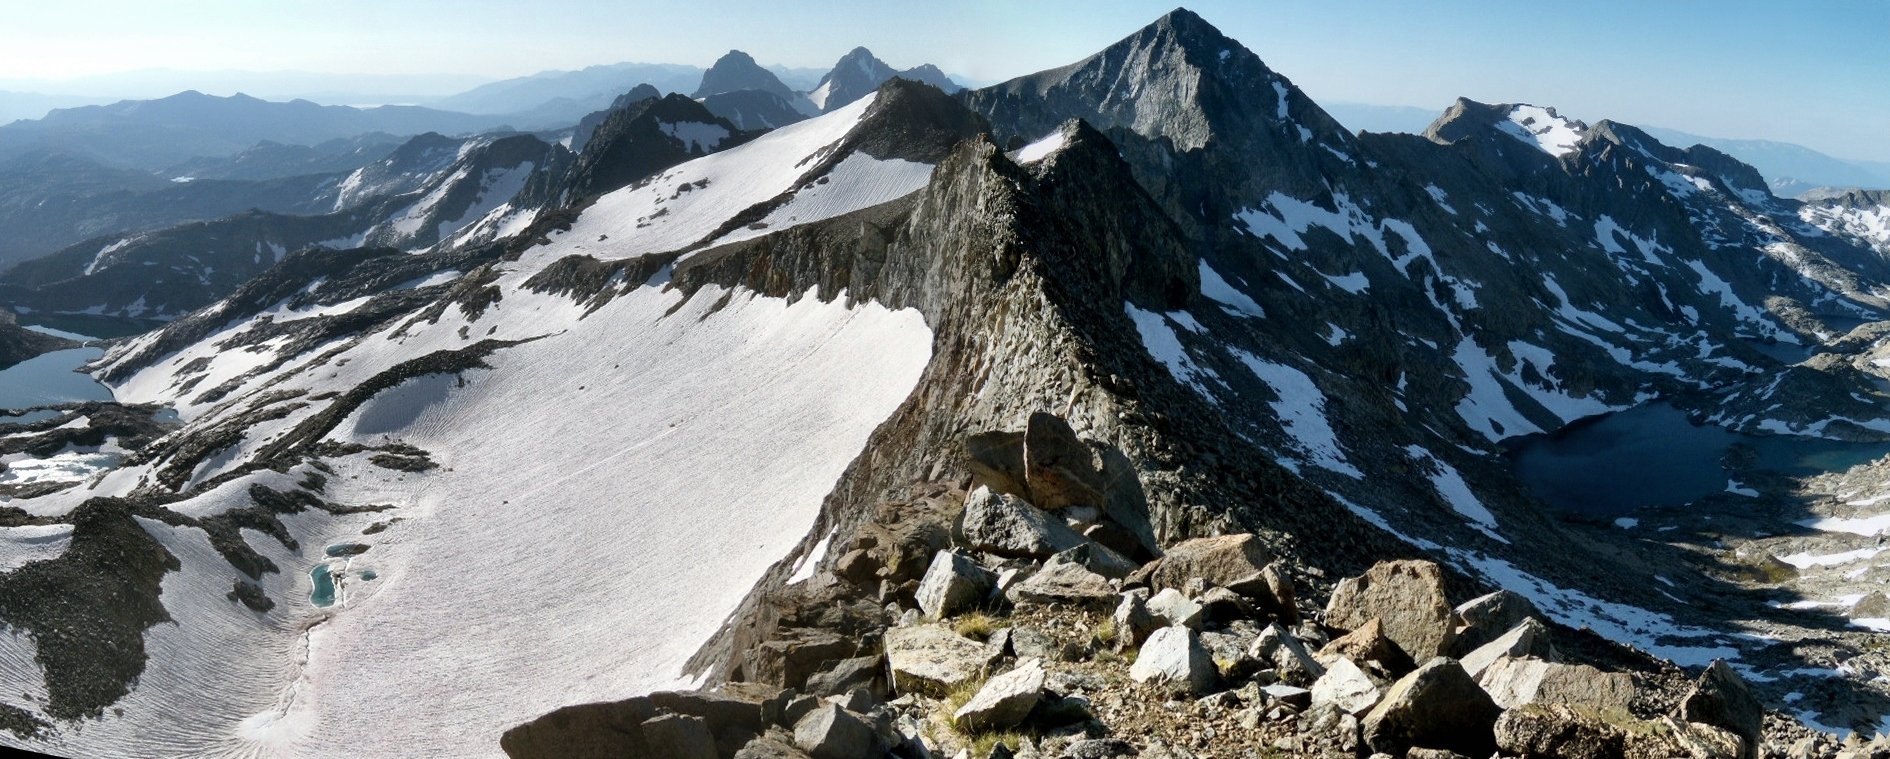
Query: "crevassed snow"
1014 130 1069 164
710 152 934 248
0 523 72 572
1233 351 1359 478
544 94 880 263
30 278 934 758
1197 261 1263 317
1496 105 1586 157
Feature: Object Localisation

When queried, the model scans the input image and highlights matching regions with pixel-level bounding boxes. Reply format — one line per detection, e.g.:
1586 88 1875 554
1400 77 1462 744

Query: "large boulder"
1005 557 1118 609
1361 657 1500 758
1325 560 1456 662
1310 656 1381 715
793 704 880 759
1494 703 1630 759
961 486 1087 558
1149 533 1274 595
884 624 993 693
1452 589 1543 655
1459 618 1556 678
1129 626 1217 694
1496 704 1744 759
1677 660 1761 759
1051 542 1140 579
966 430 1030 498
1023 412 1106 509
640 713 718 759
915 549 996 618
1260 561 1300 624
953 658 1047 732
1477 656 1635 711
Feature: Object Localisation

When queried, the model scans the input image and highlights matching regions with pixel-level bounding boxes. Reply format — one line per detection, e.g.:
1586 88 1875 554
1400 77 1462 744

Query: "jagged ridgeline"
5 7 1890 759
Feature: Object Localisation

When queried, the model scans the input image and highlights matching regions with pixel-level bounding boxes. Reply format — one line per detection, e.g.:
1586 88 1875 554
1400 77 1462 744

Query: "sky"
1 0 1885 160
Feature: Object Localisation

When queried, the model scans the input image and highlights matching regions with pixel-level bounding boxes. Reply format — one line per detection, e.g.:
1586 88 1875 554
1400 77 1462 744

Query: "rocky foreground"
500 413 1885 759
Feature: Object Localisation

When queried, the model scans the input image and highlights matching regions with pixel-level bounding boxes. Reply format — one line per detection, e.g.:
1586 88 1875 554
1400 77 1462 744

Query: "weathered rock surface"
1249 622 1323 685
1451 589 1542 655
915 549 996 618
1477 656 1635 711
961 486 1087 558
884 624 992 693
1005 557 1117 609
793 704 880 759
1310 656 1381 715
953 658 1046 732
1145 588 1205 629
1022 412 1106 509
965 430 1029 498
1149 533 1274 595
1459 618 1556 678
640 713 718 759
1677 660 1761 759
1495 704 1745 759
1130 625 1216 694
1111 589 1158 648
1318 618 1412 676
1325 560 1456 662
1361 657 1499 758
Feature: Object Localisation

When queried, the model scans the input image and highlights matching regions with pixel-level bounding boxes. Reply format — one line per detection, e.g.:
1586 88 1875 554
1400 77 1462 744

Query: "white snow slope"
3 97 936 759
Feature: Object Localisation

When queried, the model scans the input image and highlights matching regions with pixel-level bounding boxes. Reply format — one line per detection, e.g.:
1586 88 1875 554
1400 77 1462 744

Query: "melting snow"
1234 351 1359 478
1496 105 1586 157
1014 130 1069 164
1197 261 1263 317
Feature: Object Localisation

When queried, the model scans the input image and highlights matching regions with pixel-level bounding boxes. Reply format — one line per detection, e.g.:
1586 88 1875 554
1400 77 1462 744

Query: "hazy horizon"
2 0 1884 161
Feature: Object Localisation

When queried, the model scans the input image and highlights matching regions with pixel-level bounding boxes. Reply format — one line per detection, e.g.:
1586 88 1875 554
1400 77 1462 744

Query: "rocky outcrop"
1361 657 1500 758
1324 560 1456 662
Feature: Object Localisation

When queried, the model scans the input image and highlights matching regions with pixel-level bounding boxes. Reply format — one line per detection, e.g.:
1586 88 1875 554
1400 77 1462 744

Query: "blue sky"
2 0 1884 160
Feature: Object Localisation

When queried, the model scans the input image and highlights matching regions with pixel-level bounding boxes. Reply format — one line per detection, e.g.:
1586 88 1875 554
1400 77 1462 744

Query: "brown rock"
1150 533 1275 595
1677 660 1761 759
1477 656 1634 711
966 430 1030 498
1325 560 1456 662
1319 618 1414 676
1023 412 1105 509
1362 658 1500 758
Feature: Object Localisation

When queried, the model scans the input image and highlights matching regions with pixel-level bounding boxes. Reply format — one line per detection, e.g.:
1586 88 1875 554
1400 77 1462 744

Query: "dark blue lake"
1507 403 1890 516
0 346 112 410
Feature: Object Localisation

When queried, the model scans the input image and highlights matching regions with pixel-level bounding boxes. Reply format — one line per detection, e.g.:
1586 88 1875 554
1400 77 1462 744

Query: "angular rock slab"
1325 559 1456 662
1310 655 1381 715
915 548 997 619
1023 412 1106 509
1476 656 1634 711
1452 589 1542 655
1362 657 1500 758
953 658 1047 732
1145 587 1205 629
884 624 992 693
1005 558 1117 610
962 485 1087 558
793 704 880 759
966 429 1030 498
1459 617 1556 679
1678 660 1761 759
1149 533 1274 595
1130 625 1217 694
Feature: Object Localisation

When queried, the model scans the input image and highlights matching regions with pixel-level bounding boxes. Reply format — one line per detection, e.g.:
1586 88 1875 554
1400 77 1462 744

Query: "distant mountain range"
1318 101 1890 197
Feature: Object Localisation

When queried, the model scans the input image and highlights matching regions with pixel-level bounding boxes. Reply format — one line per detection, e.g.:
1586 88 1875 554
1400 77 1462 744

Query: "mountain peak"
1425 98 1589 157
693 50 795 100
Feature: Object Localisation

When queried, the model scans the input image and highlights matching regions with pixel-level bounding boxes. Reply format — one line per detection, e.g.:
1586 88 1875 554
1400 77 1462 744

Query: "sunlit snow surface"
5 98 936 759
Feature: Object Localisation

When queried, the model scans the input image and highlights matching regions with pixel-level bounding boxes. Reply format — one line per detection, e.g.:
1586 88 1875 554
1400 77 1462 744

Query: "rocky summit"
1 6 1889 759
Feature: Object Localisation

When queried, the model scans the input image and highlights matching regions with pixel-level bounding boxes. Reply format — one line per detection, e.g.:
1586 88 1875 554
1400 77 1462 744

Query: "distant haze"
2 0 1884 161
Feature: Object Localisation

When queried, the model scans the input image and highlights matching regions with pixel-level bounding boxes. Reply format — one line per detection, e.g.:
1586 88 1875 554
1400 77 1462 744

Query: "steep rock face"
693 50 800 102
807 47 963 114
565 94 750 201
361 134 573 251
700 89 810 130
569 84 663 153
